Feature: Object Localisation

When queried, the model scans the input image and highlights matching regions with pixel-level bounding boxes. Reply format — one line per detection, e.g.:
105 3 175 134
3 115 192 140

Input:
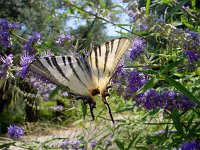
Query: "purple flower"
126 70 147 94
181 141 200 150
7 124 24 140
130 39 145 60
18 52 34 77
142 89 161 110
134 90 161 110
139 24 148 31
127 10 138 20
54 105 63 111
56 34 73 46
62 140 70 149
24 32 41 55
71 140 81 149
90 139 98 148
160 90 196 112
184 50 199 63
0 54 13 77
0 18 20 48
0 54 13 67
112 62 127 84
62 91 68 97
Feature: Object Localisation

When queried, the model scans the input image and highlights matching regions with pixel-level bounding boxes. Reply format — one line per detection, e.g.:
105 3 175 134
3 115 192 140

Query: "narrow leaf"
73 5 89 18
171 110 185 135
133 77 158 96
166 0 188 20
164 76 200 105
99 0 106 8
161 59 184 73
115 139 125 150
49 86 61 100
146 0 151 15
81 102 87 120
127 133 140 150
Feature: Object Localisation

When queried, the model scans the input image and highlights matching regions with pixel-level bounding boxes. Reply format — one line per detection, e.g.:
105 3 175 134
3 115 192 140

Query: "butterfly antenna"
105 102 115 124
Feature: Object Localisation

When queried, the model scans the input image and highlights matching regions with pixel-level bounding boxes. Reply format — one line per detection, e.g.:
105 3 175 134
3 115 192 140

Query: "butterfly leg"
89 102 96 121
76 95 96 121
102 89 115 124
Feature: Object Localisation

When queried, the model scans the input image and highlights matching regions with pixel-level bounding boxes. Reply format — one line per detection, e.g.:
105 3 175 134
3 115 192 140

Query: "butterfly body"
28 37 132 123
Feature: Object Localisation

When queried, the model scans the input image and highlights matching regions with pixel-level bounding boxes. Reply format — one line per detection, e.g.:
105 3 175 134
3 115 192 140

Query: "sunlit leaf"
99 0 106 8
146 0 151 15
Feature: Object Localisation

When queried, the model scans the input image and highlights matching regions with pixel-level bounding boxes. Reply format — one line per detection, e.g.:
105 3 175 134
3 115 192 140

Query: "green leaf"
133 77 158 96
161 59 184 73
81 102 87 120
99 0 106 8
164 76 200 105
69 6 75 14
126 133 140 150
191 0 196 8
49 86 61 100
166 0 188 20
73 6 89 18
139 69 158 75
115 139 125 150
171 110 185 135
186 114 195 133
115 105 134 113
164 125 169 138
0 142 16 148
146 0 151 15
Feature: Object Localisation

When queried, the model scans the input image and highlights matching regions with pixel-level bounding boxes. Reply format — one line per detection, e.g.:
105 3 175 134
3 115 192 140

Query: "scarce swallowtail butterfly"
28 37 131 124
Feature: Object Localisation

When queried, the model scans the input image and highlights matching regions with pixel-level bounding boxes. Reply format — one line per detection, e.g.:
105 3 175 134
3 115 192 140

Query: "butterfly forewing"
29 56 92 95
89 38 131 91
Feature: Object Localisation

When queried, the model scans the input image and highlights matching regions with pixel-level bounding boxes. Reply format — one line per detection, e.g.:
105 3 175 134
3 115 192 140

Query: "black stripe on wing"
45 57 54 68
67 56 88 88
81 54 92 79
94 48 100 78
51 56 70 81
103 42 110 73
62 56 67 65
29 59 61 86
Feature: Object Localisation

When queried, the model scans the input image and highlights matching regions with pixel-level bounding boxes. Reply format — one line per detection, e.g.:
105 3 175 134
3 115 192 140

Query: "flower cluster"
25 76 56 100
61 139 84 149
124 70 148 99
24 32 41 55
90 139 98 148
0 54 13 78
134 89 196 112
56 34 73 46
0 18 20 48
129 39 145 60
180 141 200 150
135 89 163 110
18 52 34 77
7 124 24 140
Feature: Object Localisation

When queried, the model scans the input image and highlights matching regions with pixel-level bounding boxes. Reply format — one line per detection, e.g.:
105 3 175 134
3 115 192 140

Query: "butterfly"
28 37 132 123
